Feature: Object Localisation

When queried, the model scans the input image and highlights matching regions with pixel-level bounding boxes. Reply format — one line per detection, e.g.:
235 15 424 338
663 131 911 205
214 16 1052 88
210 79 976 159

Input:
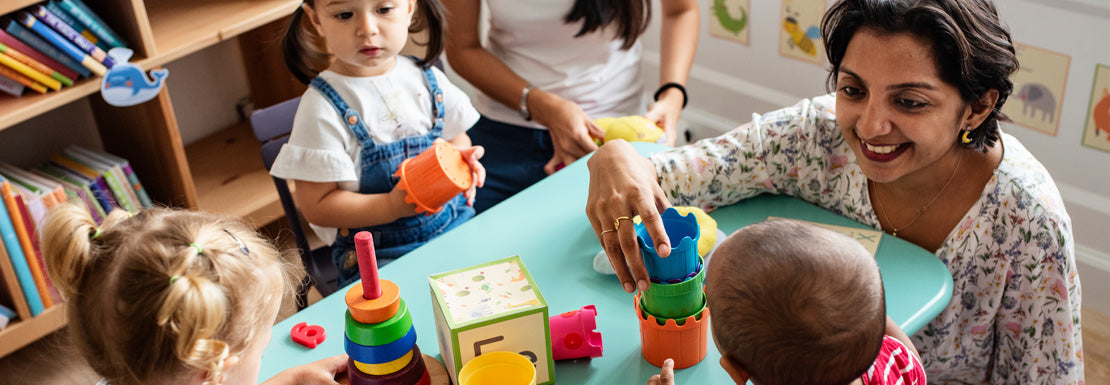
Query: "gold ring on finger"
613 216 632 231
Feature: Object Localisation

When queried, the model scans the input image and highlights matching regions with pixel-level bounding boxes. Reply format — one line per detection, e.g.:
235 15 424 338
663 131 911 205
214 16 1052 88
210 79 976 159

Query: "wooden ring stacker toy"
355 349 415 376
345 325 418 364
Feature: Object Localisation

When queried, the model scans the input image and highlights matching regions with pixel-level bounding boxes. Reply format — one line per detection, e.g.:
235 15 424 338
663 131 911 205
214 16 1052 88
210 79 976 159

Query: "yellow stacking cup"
458 351 536 385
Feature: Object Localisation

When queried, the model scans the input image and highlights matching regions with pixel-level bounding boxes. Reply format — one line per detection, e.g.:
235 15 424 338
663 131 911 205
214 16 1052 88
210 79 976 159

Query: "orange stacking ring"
354 349 415 375
345 279 401 324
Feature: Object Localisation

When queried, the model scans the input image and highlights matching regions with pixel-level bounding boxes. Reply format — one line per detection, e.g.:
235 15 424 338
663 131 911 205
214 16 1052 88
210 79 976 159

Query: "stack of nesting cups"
633 208 710 369
344 231 431 385
393 138 473 216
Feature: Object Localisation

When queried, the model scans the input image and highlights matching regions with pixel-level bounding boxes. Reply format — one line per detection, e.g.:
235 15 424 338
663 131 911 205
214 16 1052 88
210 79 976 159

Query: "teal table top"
260 143 953 384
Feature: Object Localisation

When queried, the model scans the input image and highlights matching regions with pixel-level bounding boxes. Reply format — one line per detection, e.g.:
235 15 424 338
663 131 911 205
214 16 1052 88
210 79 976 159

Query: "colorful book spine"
4 21 90 78
0 181 44 316
0 237 32 320
45 1 109 52
19 13 107 76
0 304 15 329
35 166 106 223
120 164 152 208
32 6 114 68
5 191 53 309
0 73 25 96
0 42 72 87
12 195 58 306
68 146 150 209
0 29 79 81
0 64 46 94
56 0 125 49
0 51 61 91
49 158 118 210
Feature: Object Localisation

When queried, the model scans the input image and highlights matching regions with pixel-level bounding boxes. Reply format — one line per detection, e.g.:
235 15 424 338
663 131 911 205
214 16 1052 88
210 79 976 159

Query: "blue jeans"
469 116 554 213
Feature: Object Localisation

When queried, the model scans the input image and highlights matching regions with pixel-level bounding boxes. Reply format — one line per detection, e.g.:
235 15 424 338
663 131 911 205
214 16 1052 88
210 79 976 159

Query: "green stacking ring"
346 298 413 346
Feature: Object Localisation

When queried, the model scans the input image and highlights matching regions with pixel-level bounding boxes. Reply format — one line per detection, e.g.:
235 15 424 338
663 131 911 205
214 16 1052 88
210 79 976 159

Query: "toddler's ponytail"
411 0 446 69
283 2 329 84
42 204 130 297
159 273 230 385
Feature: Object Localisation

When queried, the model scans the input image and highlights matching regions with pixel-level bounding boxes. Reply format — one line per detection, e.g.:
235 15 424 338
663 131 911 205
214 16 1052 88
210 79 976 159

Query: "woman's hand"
261 354 348 385
644 89 685 146
459 146 487 206
586 140 672 293
530 89 605 174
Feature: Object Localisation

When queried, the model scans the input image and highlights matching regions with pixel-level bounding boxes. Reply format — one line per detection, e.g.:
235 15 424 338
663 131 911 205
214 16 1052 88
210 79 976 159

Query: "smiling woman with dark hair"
587 0 1083 383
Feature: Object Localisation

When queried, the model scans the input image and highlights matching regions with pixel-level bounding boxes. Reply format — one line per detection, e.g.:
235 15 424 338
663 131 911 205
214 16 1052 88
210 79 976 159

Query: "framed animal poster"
1082 64 1110 153
1001 43 1071 136
779 0 825 66
709 0 750 45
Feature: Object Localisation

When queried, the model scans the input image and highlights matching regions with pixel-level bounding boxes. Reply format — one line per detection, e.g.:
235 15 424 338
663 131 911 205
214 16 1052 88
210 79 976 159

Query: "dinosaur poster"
778 0 824 66
1002 43 1070 136
1082 64 1110 153
709 0 749 45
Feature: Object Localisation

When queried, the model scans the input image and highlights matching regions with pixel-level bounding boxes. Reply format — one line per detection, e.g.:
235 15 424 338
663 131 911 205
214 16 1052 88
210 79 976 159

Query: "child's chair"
250 97 339 309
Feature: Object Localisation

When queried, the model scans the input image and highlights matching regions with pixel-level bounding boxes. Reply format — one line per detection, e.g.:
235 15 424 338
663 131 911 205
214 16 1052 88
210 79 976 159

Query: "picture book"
0 41 72 87
32 5 114 68
49 156 119 211
0 51 61 91
0 29 80 80
9 186 59 306
0 163 69 209
18 13 107 76
61 148 138 213
0 240 31 320
45 0 110 52
0 73 26 96
5 185 54 309
32 168 103 224
4 20 90 78
56 0 126 49
0 179 45 316
68 146 150 208
35 165 106 222
0 63 47 94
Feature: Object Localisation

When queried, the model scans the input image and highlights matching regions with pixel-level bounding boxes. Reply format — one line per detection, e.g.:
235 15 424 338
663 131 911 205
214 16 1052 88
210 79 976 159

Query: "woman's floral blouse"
651 95 1082 384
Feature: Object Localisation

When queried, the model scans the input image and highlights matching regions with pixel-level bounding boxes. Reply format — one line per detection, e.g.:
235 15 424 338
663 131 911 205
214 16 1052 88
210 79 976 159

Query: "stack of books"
0 146 150 328
0 0 126 96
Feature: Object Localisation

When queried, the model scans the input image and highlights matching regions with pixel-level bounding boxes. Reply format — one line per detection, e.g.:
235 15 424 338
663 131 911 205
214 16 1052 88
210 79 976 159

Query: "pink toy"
356 231 381 300
549 305 603 360
291 322 327 349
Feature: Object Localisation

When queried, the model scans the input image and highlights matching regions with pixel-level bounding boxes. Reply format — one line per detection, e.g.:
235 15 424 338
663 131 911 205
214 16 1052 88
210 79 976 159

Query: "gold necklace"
871 150 964 237
370 77 401 127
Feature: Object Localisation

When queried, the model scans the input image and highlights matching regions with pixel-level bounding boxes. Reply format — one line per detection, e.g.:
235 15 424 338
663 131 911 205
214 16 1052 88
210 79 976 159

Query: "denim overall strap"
310 77 374 146
419 64 445 135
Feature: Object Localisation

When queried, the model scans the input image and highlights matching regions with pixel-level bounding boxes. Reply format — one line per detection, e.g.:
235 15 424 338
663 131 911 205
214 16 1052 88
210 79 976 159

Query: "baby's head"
706 219 885 385
42 205 304 385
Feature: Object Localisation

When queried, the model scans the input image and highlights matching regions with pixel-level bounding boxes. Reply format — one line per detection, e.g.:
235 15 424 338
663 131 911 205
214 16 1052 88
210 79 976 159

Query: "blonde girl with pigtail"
275 0 487 287
42 204 348 385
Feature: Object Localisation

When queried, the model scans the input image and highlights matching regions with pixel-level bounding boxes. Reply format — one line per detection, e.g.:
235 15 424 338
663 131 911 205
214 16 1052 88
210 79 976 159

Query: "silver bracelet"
519 85 534 121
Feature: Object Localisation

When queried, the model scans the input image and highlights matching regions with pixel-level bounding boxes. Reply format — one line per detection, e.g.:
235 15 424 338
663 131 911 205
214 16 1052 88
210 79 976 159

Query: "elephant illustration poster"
779 0 825 66
709 0 750 45
1082 64 1110 153
1002 43 1070 136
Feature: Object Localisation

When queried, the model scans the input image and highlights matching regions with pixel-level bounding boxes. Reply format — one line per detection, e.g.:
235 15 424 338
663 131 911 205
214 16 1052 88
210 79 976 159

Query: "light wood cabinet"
0 0 308 357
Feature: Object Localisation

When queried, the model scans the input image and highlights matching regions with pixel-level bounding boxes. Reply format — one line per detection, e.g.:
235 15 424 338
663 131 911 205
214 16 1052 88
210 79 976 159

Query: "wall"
636 0 1110 313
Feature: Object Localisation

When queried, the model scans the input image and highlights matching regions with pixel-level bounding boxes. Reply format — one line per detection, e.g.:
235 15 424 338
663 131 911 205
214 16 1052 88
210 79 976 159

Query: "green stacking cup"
641 256 705 321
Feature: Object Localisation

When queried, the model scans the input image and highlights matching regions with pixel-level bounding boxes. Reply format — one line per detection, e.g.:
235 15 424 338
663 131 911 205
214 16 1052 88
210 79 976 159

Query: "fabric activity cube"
428 255 553 385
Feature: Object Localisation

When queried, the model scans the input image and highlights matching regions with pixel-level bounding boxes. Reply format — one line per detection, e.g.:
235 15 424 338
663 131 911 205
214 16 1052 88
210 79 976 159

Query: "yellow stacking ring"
354 349 415 375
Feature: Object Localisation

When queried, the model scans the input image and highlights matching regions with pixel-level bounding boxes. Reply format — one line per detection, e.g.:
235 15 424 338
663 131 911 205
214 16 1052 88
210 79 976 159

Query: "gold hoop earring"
961 127 973 144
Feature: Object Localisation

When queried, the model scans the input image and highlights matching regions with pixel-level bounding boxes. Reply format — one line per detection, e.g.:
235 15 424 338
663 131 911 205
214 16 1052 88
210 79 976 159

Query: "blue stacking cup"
635 207 701 283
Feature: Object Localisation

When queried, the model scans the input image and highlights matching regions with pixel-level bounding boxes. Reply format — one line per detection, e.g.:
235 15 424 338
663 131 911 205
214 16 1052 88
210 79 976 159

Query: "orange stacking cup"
394 138 473 215
634 292 709 369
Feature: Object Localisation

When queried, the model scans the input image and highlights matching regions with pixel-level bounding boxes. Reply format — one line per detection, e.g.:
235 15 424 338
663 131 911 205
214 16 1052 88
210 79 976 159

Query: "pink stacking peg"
355 231 381 300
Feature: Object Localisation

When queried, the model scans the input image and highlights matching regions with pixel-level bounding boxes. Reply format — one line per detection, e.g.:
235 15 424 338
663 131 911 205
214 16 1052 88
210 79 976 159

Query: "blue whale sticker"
100 48 167 107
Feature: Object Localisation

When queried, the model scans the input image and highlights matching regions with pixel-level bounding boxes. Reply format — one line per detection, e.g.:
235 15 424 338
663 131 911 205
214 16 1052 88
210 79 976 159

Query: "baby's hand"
647 358 676 385
261 354 348 385
458 145 486 207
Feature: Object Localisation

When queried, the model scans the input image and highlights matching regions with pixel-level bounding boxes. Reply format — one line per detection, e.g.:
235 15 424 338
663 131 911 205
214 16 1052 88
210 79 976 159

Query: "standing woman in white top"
445 0 699 213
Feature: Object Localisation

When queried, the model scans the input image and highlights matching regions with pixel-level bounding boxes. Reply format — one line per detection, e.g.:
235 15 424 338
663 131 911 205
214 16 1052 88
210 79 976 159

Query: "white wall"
636 0 1110 313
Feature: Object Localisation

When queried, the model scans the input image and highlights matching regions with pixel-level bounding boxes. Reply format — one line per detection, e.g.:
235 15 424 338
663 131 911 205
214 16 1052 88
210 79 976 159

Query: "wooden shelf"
0 306 66 358
0 80 102 132
185 121 284 227
0 0 42 16
144 0 300 65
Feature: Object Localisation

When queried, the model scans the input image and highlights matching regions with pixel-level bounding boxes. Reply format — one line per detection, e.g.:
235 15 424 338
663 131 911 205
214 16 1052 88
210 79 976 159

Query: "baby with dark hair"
649 219 925 385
